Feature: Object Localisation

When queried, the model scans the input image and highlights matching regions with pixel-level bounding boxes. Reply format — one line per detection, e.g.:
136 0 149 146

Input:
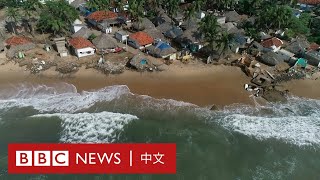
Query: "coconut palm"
166 0 179 20
6 7 21 34
37 0 79 36
216 32 234 58
199 14 221 54
128 0 145 22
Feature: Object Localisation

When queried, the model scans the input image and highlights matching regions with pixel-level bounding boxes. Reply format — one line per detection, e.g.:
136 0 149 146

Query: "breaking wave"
0 83 130 113
32 112 138 143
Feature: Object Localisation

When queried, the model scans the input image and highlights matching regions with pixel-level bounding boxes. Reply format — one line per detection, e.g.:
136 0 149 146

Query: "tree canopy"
37 0 79 36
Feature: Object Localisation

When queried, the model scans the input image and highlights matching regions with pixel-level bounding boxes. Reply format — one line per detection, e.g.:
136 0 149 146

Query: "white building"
115 31 129 43
68 37 95 58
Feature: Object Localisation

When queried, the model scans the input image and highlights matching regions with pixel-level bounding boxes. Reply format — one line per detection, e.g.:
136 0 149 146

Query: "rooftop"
69 37 94 49
87 11 118 22
5 36 32 46
129 31 154 46
260 37 283 48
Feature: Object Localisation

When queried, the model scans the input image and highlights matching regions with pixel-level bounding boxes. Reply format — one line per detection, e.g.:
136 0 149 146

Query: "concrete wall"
74 47 95 58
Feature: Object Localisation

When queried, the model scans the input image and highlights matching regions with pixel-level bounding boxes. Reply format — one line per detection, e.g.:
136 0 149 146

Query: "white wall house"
74 47 95 58
69 37 95 58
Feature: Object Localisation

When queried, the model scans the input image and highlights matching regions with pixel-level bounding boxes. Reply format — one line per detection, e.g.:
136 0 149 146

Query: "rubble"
96 60 126 74
56 62 80 74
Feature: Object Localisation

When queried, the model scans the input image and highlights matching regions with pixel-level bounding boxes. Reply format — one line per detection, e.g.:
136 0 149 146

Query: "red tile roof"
129 31 154 46
298 0 320 5
87 11 118 22
69 37 95 49
308 43 320 51
261 37 283 48
5 36 31 46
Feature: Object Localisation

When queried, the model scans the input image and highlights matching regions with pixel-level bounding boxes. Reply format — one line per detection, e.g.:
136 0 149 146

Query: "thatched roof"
176 28 202 45
225 11 241 22
143 28 165 40
132 18 156 31
70 0 86 8
156 22 172 34
72 27 93 39
92 34 117 50
164 26 183 39
146 41 177 57
130 53 151 70
180 18 200 30
6 43 36 58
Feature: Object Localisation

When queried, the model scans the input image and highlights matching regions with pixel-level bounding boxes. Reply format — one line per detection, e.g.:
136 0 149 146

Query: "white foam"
0 84 130 113
222 114 320 146
32 112 138 143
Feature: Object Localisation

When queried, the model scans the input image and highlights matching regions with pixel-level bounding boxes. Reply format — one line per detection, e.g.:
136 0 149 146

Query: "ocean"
0 83 319 180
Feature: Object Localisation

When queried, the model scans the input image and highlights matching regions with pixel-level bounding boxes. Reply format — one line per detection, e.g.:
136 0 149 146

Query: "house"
164 26 183 39
175 28 203 52
172 12 184 26
128 31 153 49
285 38 310 55
143 28 165 42
115 30 129 42
230 33 252 53
305 50 320 67
71 19 85 33
53 37 68 57
92 34 117 52
5 36 36 58
68 37 95 58
86 11 118 33
146 41 177 60
298 0 320 11
130 53 152 71
132 17 155 31
260 37 283 52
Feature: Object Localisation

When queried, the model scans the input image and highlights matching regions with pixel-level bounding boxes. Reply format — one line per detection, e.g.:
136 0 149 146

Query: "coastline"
0 61 319 107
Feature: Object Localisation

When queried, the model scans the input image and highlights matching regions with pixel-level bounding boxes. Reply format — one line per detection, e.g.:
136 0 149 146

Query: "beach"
0 60 319 107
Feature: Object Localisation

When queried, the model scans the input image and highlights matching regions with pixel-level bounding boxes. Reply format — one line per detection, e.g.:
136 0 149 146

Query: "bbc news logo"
8 143 176 174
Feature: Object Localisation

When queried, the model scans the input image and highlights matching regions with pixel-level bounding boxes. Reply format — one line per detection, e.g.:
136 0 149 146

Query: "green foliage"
37 0 79 36
290 13 311 36
257 5 293 30
87 0 110 11
199 14 221 52
165 0 180 19
241 21 260 40
88 34 97 41
6 7 21 23
128 0 145 21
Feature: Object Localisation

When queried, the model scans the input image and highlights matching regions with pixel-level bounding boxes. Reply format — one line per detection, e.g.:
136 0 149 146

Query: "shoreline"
0 61 319 107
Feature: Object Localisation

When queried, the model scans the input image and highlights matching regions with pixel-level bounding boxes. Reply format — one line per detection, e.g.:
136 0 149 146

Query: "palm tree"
166 0 179 23
6 7 21 34
199 15 221 55
88 0 110 11
37 0 79 36
216 32 234 58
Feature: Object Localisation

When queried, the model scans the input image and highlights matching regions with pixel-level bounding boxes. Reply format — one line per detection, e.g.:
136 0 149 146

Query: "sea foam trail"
216 97 320 147
32 112 138 143
0 83 131 113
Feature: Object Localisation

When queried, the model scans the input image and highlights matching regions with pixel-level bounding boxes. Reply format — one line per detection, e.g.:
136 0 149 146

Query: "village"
0 0 320 102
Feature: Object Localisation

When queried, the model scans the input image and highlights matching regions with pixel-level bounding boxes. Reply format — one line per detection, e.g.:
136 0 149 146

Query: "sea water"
0 83 319 180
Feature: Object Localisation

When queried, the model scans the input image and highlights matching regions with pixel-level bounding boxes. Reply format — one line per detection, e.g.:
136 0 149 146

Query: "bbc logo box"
16 151 69 166
8 143 176 174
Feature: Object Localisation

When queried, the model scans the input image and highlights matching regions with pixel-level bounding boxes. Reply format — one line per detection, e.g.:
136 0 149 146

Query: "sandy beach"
0 60 319 107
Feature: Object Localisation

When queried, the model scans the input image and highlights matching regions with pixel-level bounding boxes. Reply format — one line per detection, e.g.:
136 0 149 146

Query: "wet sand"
0 61 319 107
